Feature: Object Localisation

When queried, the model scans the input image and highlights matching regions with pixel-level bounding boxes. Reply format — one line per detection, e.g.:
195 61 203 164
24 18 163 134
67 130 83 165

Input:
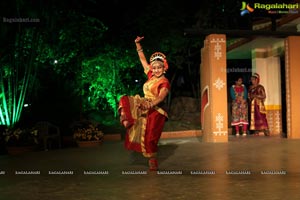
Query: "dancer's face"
151 63 164 78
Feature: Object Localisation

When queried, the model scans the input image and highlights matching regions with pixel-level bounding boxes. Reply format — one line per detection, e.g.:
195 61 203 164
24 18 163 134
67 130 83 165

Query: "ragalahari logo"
240 2 254 16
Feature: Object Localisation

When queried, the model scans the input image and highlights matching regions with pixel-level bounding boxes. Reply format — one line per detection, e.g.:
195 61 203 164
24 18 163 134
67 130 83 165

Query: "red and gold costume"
248 84 269 131
248 73 269 136
118 68 170 158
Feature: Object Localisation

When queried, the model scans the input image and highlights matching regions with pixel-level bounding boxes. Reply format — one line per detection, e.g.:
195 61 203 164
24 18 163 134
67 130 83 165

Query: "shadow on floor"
127 143 178 166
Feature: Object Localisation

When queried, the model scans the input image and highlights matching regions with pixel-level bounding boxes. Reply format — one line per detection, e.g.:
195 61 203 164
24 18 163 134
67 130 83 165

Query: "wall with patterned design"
200 34 228 143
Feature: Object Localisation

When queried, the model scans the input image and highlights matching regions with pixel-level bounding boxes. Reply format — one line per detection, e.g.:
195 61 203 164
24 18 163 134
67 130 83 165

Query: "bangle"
137 48 143 52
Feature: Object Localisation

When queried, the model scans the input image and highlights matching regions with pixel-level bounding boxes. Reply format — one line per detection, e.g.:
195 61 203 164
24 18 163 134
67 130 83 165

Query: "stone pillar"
251 47 282 136
200 34 228 143
285 36 300 139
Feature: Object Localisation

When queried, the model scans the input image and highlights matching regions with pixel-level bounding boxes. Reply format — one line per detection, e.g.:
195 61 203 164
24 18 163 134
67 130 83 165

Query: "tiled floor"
0 135 299 200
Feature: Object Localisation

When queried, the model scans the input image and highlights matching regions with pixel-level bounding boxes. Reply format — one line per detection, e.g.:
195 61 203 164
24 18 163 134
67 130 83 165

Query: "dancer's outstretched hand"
135 36 144 43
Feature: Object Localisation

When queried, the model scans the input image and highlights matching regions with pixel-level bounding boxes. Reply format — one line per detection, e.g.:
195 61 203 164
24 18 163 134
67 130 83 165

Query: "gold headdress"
149 52 168 70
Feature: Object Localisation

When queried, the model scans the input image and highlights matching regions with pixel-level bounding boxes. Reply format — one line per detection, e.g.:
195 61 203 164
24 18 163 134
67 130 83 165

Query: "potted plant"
72 121 104 147
2 127 39 155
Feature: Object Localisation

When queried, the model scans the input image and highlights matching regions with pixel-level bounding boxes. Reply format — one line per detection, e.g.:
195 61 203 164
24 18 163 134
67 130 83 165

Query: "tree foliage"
81 45 141 117
0 28 39 127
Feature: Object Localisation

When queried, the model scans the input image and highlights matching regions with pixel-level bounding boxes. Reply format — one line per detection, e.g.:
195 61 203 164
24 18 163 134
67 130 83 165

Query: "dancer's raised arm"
134 36 149 72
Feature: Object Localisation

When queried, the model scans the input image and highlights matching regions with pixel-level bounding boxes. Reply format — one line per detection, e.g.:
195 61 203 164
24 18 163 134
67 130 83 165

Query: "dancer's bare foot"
122 120 130 128
148 158 158 171
121 120 134 129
